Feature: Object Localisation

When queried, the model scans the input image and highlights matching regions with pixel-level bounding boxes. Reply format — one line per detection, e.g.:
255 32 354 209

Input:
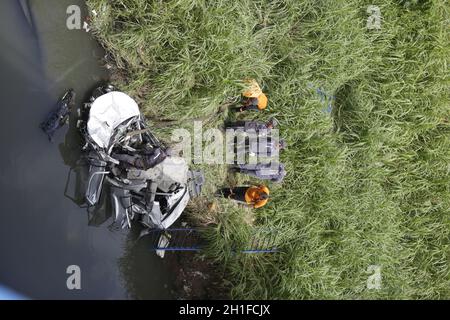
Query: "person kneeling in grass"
217 185 270 209
233 79 268 112
237 93 268 112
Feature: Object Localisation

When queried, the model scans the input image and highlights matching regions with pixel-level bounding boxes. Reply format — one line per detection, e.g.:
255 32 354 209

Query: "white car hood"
87 91 140 149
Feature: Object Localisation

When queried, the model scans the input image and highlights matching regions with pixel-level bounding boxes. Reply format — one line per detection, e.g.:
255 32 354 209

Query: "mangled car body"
77 85 204 230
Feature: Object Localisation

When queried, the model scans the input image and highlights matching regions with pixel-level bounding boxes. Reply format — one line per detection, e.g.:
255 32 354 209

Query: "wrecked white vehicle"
77 85 204 230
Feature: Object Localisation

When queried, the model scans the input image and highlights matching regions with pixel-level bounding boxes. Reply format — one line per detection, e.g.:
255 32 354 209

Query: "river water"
0 0 174 299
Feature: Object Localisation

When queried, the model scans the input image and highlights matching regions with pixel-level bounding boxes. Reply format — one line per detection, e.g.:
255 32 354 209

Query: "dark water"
0 0 174 299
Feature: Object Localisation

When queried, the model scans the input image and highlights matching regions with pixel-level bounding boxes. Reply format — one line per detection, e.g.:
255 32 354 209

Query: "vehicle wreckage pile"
76 85 204 231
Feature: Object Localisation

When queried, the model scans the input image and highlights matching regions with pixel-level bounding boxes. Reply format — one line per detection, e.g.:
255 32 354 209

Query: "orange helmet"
257 93 268 110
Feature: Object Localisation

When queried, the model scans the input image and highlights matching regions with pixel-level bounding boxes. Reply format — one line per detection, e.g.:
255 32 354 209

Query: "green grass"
86 0 449 299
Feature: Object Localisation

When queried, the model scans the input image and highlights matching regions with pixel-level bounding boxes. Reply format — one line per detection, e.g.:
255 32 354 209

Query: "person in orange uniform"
217 185 270 209
235 79 268 112
238 92 268 112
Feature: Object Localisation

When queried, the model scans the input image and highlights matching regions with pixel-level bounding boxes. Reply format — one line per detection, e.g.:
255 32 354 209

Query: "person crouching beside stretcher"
237 93 268 112
217 185 270 209
234 79 268 112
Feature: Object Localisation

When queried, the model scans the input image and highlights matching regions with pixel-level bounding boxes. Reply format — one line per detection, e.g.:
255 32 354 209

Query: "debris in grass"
83 21 90 33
